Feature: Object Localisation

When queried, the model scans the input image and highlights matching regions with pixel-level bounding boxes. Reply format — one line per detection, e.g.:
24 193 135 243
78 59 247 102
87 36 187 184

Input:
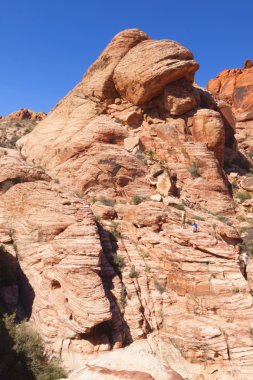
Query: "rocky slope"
0 108 46 149
1 30 253 379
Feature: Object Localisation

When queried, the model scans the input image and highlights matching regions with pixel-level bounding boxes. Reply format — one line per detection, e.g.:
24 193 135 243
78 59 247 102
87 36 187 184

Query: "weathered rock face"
82 29 149 100
191 109 225 165
113 39 199 104
208 65 253 157
0 179 112 357
208 67 253 119
2 30 253 380
164 78 200 115
66 340 182 380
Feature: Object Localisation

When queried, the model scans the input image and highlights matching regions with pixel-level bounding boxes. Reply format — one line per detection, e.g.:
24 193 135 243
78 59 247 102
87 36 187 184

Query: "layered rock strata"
0 30 253 379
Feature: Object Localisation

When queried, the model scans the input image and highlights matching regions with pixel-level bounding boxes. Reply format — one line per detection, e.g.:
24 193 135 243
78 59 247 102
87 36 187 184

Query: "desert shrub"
236 191 252 202
145 264 151 273
232 287 239 294
129 265 139 279
99 196 115 207
145 150 155 160
216 215 232 226
132 195 144 205
0 313 66 380
188 163 201 178
112 254 126 271
193 215 205 221
172 203 185 211
231 179 238 191
74 191 83 198
120 284 127 307
239 228 253 255
139 249 150 258
110 221 121 240
154 279 166 294
95 215 101 223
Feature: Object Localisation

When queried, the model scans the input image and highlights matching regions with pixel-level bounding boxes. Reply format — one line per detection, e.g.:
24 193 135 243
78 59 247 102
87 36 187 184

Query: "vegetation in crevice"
0 313 67 380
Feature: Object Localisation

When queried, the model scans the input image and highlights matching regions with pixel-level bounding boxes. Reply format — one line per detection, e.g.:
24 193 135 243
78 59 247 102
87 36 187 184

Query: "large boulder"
82 29 149 99
113 39 199 104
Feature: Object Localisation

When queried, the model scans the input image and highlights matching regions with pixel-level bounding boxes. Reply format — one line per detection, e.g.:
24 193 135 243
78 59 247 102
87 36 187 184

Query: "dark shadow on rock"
0 245 35 320
96 222 133 347
0 245 36 380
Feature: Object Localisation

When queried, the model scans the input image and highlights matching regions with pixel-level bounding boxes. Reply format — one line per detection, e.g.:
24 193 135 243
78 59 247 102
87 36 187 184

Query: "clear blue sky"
1 0 252 115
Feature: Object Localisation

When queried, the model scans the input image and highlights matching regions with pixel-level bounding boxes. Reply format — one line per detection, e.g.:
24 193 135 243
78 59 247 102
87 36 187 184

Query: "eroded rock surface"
1 30 253 380
113 39 199 104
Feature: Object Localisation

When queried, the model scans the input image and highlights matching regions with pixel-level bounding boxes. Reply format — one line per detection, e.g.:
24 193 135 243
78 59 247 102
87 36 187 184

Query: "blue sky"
1 0 252 115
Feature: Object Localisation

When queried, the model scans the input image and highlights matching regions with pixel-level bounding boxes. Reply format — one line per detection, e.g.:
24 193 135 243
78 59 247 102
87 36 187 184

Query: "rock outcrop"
207 65 253 158
0 108 45 149
0 108 46 121
1 31 253 380
113 39 199 104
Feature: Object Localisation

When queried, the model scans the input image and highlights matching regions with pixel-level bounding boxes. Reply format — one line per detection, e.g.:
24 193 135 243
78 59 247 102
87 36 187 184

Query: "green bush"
110 221 121 240
236 191 252 202
95 215 101 223
188 163 201 178
0 314 66 380
112 254 126 271
232 287 239 294
216 215 232 226
172 203 185 211
239 228 253 255
145 264 151 273
120 284 127 307
131 195 144 205
154 279 166 294
74 191 83 198
145 150 155 160
129 266 139 279
231 179 238 191
193 215 205 221
99 196 115 207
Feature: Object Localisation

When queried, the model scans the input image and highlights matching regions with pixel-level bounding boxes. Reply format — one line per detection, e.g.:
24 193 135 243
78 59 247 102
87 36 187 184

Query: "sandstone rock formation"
0 108 45 149
113 39 199 104
1 31 253 380
207 65 253 159
82 29 149 100
0 108 46 121
164 78 200 115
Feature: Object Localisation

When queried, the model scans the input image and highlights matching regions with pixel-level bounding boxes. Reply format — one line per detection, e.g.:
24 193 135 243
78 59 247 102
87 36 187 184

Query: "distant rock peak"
0 108 46 121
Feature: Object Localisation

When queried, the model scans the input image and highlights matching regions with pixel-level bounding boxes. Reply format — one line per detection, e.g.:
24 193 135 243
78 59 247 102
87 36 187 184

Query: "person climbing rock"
192 222 198 233
242 252 249 279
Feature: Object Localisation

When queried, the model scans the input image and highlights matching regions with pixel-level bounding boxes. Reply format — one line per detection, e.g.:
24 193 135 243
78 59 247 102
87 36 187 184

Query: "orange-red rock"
113 39 199 104
1 30 253 380
191 109 225 165
164 78 200 115
0 108 46 121
82 29 149 99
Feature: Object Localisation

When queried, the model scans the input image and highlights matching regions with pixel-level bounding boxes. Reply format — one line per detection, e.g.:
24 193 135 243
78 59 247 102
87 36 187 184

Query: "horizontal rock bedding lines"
1 29 253 379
